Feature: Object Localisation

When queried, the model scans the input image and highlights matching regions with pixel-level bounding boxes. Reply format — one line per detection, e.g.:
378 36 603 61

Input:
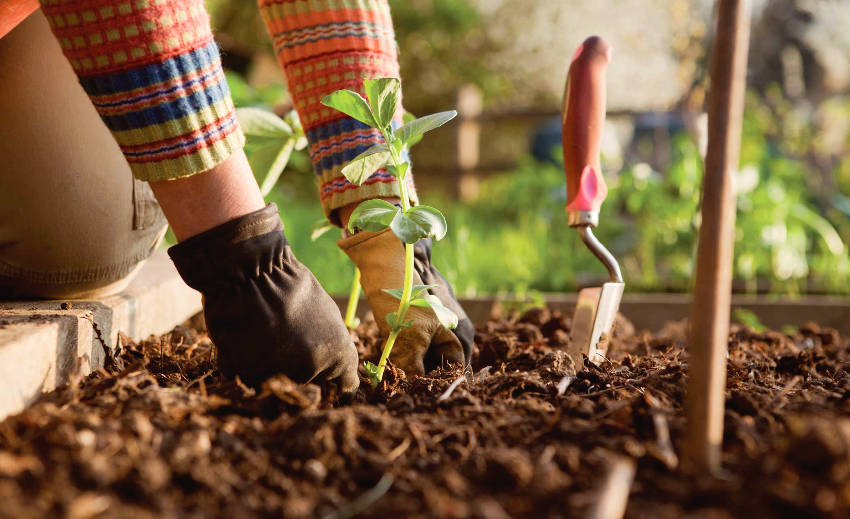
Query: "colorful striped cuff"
41 0 243 181
258 0 416 221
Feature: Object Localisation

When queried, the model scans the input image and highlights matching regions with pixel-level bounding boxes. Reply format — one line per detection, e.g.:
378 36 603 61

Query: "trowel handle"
562 36 611 218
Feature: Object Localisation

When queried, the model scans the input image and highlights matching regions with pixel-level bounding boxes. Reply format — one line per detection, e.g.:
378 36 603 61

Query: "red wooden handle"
562 36 611 213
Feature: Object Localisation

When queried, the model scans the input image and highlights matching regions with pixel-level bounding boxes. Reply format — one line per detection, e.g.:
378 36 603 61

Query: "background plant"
236 107 307 197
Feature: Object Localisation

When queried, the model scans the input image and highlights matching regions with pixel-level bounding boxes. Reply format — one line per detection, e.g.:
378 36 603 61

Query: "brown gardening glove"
338 228 474 375
168 203 359 392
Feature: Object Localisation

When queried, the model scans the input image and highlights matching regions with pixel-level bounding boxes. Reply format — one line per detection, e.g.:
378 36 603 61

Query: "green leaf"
390 135 404 154
401 111 424 147
282 109 309 151
386 161 409 179
321 90 377 128
389 205 448 244
348 199 400 233
385 312 399 329
364 361 381 387
384 312 414 330
364 78 400 129
394 111 457 146
236 107 293 141
310 219 335 241
382 284 438 300
340 144 392 185
418 294 459 330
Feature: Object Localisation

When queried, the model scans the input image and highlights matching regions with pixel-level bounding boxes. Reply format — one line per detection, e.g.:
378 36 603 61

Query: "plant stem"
344 267 361 329
375 242 414 381
373 126 416 383
259 138 296 197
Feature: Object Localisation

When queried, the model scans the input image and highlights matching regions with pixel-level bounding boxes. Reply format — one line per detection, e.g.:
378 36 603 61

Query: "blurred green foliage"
260 141 850 295
259 136 850 297
388 0 505 113
227 70 850 297
225 71 286 109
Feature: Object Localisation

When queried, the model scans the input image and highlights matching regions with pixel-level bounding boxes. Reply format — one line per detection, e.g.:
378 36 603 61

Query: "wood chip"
438 375 467 402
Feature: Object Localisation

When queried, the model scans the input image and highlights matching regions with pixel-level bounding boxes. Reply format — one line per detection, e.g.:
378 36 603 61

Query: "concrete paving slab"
0 311 94 420
0 251 201 420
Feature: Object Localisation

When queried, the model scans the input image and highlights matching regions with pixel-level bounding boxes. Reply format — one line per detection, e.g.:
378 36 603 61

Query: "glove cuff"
168 203 286 289
338 228 407 300
337 227 399 253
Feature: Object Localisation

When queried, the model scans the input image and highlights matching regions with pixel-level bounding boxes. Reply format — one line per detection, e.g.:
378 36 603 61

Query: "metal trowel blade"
567 281 625 369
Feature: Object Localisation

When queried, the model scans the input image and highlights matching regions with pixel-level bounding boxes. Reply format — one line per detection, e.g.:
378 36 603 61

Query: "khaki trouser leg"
0 10 167 300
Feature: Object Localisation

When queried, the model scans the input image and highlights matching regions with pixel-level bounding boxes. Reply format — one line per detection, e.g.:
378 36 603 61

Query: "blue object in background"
530 116 564 165
530 111 688 171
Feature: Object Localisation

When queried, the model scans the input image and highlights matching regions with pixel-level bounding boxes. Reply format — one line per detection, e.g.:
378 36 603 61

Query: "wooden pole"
585 456 636 519
456 84 483 201
685 0 751 473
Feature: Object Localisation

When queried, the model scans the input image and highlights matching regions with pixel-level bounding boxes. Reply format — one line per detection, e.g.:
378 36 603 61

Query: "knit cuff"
41 0 243 181
258 0 413 223
320 170 419 225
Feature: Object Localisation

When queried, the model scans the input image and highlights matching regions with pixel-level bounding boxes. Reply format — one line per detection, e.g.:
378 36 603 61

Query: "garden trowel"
562 36 624 369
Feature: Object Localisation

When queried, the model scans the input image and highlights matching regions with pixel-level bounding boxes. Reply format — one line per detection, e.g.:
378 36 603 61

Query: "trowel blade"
567 281 625 369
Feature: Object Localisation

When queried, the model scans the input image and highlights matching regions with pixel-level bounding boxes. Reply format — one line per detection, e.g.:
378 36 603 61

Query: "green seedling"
309 112 425 331
236 107 308 197
322 77 459 387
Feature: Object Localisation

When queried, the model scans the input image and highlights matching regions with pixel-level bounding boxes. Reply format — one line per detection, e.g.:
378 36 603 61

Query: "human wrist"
150 150 265 241
167 203 282 290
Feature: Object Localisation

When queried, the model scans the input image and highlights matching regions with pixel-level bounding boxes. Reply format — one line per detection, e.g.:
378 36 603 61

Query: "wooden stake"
456 84 483 201
585 456 636 519
685 0 752 474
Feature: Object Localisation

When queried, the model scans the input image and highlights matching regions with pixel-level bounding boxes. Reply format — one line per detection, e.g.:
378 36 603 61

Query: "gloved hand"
168 203 359 392
338 228 474 375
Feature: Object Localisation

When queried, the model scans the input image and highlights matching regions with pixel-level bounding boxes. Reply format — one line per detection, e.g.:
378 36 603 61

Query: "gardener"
0 0 473 391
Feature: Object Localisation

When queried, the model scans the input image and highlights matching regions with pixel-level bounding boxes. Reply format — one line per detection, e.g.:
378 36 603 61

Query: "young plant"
236 107 308 197
308 111 428 330
322 78 458 386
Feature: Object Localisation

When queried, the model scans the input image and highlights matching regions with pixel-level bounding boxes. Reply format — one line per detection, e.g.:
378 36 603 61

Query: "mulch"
1 306 849 519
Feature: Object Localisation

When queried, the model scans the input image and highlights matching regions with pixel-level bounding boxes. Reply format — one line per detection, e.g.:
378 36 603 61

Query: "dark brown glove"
168 203 359 392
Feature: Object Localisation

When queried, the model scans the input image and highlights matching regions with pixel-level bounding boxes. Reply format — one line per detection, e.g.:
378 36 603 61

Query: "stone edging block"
0 251 201 420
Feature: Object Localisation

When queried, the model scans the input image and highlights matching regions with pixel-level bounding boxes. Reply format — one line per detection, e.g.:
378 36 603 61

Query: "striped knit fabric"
39 0 244 182
258 0 418 222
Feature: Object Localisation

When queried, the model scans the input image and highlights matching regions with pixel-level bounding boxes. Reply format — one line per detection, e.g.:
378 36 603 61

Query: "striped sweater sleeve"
39 0 244 182
258 0 418 223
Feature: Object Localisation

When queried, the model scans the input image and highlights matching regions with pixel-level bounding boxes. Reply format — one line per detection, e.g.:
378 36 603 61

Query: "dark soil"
1 307 849 519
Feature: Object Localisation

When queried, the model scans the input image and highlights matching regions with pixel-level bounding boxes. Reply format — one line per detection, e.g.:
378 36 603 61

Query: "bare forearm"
149 150 264 241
